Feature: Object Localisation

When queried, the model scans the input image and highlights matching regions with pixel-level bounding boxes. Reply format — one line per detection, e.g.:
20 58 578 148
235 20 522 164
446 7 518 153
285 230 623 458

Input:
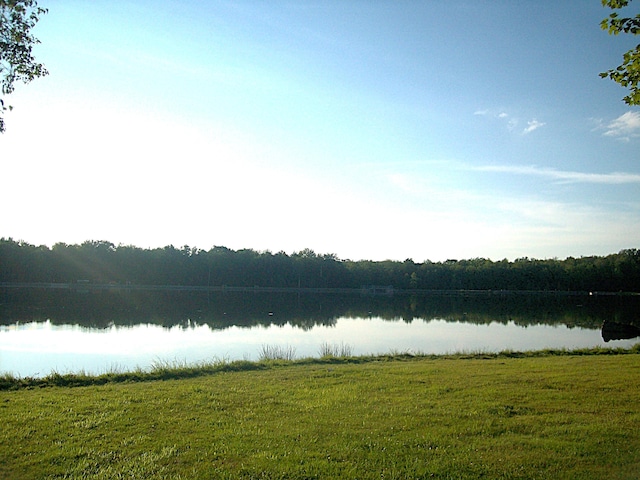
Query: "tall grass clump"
0 373 20 391
318 341 353 358
149 358 191 374
258 344 297 361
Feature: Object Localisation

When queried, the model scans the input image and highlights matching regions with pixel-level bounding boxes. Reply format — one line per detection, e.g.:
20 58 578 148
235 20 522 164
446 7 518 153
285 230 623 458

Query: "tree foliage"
0 0 48 132
600 0 640 105
2 238 640 293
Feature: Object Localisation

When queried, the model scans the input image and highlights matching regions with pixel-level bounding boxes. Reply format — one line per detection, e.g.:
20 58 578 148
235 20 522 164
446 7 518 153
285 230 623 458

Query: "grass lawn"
1 353 639 479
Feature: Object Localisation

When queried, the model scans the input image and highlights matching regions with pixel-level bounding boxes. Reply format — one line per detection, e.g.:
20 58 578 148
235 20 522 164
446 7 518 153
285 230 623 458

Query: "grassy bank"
1 352 639 479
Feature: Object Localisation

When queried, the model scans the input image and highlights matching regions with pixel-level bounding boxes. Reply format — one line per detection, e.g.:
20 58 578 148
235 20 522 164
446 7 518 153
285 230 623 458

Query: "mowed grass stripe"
1 355 639 479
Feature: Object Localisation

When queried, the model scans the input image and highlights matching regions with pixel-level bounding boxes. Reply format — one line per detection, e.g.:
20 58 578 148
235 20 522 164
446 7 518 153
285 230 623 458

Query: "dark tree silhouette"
2 238 640 293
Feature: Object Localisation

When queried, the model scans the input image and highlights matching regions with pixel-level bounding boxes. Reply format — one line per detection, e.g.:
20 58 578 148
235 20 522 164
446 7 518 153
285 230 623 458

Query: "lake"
1 288 639 377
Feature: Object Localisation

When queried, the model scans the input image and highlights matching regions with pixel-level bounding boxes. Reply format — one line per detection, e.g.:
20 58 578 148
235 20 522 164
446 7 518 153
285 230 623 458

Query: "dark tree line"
1 238 640 292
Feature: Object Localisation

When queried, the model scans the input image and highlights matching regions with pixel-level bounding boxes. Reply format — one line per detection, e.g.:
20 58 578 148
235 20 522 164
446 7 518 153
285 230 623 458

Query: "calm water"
1 289 639 377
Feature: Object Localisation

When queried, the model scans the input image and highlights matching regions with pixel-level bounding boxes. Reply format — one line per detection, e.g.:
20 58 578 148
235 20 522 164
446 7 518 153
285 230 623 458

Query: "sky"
2 1 640 262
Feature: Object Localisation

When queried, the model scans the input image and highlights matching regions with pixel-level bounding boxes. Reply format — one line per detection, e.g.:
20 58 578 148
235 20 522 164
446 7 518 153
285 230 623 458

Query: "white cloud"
522 119 545 134
474 109 544 134
475 164 640 184
603 111 640 140
473 108 508 119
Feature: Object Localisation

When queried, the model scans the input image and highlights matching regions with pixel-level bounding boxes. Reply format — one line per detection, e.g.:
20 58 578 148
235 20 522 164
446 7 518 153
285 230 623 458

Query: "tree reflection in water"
1 288 639 332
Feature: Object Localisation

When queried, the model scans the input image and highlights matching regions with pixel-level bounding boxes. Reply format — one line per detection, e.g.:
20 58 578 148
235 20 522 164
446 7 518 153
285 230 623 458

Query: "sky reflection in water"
2 318 637 378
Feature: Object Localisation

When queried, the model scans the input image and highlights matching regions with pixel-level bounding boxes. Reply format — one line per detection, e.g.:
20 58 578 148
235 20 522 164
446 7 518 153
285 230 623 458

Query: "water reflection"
1 289 638 377
601 320 640 342
2 288 639 330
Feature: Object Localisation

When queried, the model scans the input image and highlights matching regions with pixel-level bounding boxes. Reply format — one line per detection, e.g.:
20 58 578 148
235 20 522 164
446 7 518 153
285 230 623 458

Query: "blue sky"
2 0 639 261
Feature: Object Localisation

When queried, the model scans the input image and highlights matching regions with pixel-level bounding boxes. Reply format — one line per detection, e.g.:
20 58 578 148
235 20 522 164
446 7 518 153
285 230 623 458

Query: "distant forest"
1 238 640 293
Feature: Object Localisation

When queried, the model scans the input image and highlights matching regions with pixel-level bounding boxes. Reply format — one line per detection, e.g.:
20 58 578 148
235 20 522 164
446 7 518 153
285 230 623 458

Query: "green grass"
1 352 639 479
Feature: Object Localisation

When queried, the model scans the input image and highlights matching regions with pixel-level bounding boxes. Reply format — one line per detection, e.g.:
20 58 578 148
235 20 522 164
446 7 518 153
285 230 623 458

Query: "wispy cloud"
382 167 640 261
474 109 545 134
475 164 640 184
602 111 640 141
522 119 545 134
366 150 640 260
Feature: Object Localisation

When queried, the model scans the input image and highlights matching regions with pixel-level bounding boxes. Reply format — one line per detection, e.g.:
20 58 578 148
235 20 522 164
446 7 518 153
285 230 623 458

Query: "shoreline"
2 345 639 391
2 282 637 296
